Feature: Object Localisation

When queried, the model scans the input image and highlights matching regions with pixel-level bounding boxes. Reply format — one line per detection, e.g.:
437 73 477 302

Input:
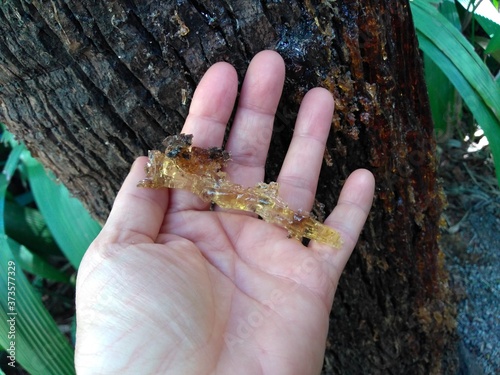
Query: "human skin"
75 50 375 375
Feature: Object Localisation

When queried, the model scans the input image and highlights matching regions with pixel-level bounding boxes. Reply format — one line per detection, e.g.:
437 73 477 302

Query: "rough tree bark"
0 1 458 373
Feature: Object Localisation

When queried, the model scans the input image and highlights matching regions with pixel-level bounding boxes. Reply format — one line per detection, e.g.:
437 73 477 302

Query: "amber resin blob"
138 134 342 248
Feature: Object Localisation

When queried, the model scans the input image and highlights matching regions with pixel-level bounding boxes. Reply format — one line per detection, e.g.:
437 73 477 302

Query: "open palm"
75 51 374 375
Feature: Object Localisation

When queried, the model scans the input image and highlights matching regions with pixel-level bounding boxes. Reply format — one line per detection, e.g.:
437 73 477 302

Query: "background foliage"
412 0 500 185
0 124 101 374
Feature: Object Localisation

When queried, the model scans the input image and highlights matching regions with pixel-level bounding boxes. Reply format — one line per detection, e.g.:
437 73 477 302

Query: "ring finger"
277 87 334 212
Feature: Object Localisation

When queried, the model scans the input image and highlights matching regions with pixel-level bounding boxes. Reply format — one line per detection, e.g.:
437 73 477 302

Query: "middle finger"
224 50 285 187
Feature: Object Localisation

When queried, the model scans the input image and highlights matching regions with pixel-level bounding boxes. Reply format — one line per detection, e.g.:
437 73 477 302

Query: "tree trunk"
0 0 458 373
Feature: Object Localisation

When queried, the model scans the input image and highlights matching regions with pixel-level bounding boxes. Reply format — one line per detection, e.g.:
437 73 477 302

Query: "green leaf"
0 238 76 375
0 173 76 375
2 144 23 181
4 200 62 257
6 236 70 283
418 34 500 182
486 30 500 53
424 54 460 137
412 0 500 186
0 124 19 149
21 155 101 269
439 0 461 30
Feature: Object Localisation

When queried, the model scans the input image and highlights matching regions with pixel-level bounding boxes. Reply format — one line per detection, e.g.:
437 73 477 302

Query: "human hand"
75 50 375 375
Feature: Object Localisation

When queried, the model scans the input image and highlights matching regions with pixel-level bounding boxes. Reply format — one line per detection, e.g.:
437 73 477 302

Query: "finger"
310 169 375 268
277 88 334 211
171 62 238 211
181 61 238 148
224 50 285 187
100 157 169 244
